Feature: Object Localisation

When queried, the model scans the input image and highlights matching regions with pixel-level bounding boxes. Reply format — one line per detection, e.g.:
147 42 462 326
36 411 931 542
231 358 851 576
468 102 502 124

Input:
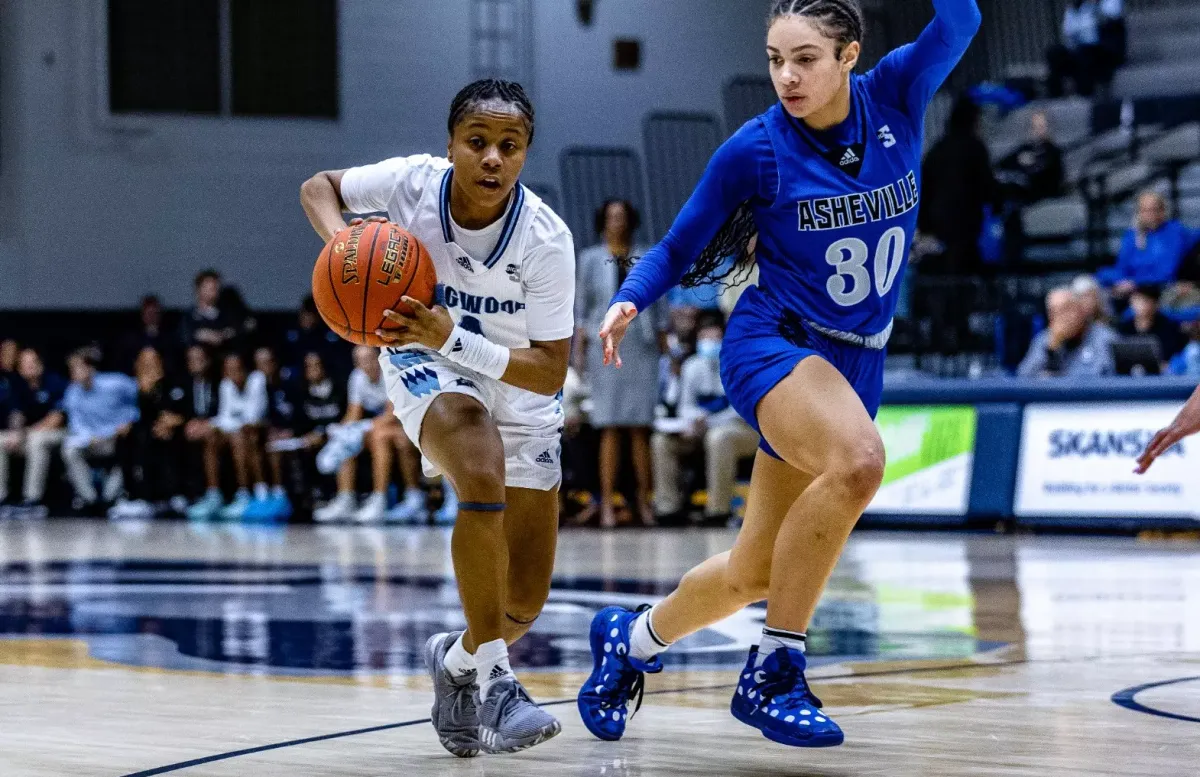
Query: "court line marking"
1111 676 1200 724
117 657 1035 777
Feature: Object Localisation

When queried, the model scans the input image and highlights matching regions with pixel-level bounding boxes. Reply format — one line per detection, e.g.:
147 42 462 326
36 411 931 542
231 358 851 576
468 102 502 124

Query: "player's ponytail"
769 0 864 57
678 202 758 290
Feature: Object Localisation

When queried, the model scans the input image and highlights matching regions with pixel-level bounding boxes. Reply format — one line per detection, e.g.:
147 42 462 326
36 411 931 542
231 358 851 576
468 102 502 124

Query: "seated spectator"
186 352 268 521
1072 274 1112 324
4 350 68 518
1018 287 1118 378
997 111 1064 204
1118 285 1185 367
1098 191 1200 298
61 349 140 513
0 338 17 377
282 296 346 381
0 370 20 514
651 317 760 524
314 346 424 524
108 347 183 519
218 285 258 352
180 270 236 351
1047 1 1104 97
275 352 348 511
172 344 219 501
1168 321 1200 377
241 347 294 521
116 295 173 374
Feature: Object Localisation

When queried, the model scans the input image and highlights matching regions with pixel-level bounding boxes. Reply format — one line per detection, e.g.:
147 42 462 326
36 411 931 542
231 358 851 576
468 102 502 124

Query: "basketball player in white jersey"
300 79 574 756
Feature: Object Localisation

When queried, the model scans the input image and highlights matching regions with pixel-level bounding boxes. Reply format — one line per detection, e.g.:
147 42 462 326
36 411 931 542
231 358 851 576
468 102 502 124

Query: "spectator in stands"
1018 287 1117 378
1168 321 1200 377
4 349 68 518
116 295 173 374
1072 274 1112 324
186 352 268 521
61 348 139 513
998 111 1064 204
0 339 17 377
282 296 345 381
0 369 20 514
240 347 294 521
218 285 258 352
173 344 219 501
1047 1 1104 97
652 316 759 525
1117 285 1185 366
180 270 234 350
920 97 999 277
293 351 348 502
314 346 419 524
575 199 667 528
108 347 181 519
1099 190 1200 298
1098 0 1127 76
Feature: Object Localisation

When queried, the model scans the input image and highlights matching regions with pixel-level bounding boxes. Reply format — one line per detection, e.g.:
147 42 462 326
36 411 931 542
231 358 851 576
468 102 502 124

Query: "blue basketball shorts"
720 287 886 460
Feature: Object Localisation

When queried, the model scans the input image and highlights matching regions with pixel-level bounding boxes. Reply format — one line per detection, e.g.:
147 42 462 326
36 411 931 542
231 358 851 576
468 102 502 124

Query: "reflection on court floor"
0 520 1197 777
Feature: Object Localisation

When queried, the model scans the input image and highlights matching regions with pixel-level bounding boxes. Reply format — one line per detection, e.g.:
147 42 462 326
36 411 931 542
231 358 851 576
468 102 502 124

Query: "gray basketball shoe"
476 673 562 754
423 632 481 758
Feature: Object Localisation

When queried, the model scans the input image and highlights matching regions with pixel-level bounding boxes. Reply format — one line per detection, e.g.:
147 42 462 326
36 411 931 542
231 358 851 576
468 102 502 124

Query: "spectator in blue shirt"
61 348 139 511
0 371 20 511
3 349 69 517
1099 191 1200 298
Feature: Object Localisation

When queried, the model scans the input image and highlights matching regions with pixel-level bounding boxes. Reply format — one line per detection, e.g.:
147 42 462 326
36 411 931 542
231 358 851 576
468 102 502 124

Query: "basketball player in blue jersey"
577 0 980 749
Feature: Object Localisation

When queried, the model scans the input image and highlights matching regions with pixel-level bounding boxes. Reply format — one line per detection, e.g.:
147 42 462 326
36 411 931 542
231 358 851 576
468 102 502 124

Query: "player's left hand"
377 297 455 351
1136 397 1200 474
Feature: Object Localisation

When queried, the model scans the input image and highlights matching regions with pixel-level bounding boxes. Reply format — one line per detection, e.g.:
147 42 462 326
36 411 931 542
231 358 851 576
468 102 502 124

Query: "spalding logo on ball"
312 221 438 347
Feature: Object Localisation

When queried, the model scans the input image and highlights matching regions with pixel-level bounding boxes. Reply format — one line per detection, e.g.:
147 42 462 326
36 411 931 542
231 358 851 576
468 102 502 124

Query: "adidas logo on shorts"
535 450 555 465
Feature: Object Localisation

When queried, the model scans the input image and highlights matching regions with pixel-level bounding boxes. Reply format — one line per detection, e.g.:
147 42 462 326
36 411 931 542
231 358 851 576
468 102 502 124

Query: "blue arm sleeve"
863 0 982 120
611 122 770 311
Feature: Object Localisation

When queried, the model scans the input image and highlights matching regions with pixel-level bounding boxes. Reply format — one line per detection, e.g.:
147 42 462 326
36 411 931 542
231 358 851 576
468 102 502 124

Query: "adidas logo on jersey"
839 147 860 166
535 450 555 465
452 338 464 354
456 256 474 273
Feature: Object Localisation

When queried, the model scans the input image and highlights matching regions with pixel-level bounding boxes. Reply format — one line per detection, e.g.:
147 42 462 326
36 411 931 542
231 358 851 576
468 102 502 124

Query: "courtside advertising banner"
866 406 977 515
1015 402 1200 519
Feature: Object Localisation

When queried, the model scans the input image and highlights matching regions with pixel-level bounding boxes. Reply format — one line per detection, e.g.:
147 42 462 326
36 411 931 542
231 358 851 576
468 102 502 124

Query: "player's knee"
830 439 886 508
450 457 505 502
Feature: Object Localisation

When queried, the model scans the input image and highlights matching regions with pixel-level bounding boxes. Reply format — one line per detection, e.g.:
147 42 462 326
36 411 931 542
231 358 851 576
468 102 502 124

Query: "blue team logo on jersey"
386 350 435 371
400 367 440 398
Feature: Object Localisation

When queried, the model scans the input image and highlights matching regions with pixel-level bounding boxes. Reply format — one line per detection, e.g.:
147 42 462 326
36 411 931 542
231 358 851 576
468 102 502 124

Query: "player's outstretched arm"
1136 385 1200 474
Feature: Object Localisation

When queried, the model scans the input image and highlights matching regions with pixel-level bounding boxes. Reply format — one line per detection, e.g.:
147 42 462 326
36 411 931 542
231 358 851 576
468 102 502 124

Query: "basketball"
311 221 437 347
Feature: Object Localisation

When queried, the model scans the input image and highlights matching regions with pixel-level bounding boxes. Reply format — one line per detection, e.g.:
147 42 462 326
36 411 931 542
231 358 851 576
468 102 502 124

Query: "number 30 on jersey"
825 226 906 307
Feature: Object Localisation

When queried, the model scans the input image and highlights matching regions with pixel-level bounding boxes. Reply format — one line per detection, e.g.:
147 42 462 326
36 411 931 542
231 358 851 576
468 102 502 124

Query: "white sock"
271 485 285 498
629 608 671 662
475 638 513 697
756 626 806 667
253 483 269 501
403 487 425 505
443 633 476 679
205 487 221 500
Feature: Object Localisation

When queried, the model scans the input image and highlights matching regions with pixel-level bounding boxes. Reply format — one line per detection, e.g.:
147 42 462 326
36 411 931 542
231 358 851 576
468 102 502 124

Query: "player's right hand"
599 302 638 368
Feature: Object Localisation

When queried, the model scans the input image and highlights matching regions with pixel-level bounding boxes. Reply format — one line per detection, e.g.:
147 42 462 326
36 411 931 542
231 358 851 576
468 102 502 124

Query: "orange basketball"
312 221 438 347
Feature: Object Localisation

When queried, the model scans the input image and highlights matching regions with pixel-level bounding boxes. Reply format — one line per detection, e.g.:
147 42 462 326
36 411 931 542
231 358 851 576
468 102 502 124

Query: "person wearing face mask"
651 315 761 526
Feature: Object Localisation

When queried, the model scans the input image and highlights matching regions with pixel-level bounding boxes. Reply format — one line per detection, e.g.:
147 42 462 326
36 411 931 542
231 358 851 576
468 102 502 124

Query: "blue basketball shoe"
730 646 843 747
577 606 663 741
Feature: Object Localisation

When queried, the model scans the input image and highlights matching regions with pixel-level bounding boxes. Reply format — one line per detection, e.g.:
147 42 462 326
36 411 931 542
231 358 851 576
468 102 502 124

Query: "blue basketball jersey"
613 0 981 339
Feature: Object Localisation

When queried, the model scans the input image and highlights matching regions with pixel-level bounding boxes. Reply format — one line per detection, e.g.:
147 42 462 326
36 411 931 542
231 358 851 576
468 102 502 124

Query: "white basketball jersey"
340 154 576 351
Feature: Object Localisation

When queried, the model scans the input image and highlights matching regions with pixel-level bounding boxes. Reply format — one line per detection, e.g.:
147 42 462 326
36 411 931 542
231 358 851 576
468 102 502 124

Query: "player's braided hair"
769 0 864 56
447 78 536 144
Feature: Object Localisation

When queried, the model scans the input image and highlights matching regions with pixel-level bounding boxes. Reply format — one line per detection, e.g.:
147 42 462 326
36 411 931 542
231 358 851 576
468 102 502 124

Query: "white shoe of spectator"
108 499 154 520
354 492 387 524
314 492 357 523
432 482 459 526
220 490 253 521
316 422 370 475
386 489 428 525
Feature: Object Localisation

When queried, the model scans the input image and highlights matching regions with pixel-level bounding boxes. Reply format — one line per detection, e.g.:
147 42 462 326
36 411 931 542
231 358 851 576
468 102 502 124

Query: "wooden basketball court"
0 520 1196 776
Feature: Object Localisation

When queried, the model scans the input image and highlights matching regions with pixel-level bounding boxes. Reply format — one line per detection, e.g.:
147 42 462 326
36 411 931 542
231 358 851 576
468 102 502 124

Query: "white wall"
0 0 780 310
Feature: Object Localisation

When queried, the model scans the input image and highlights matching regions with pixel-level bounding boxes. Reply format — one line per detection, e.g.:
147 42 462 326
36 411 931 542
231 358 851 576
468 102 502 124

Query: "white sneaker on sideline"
354 492 387 524
314 492 357 523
